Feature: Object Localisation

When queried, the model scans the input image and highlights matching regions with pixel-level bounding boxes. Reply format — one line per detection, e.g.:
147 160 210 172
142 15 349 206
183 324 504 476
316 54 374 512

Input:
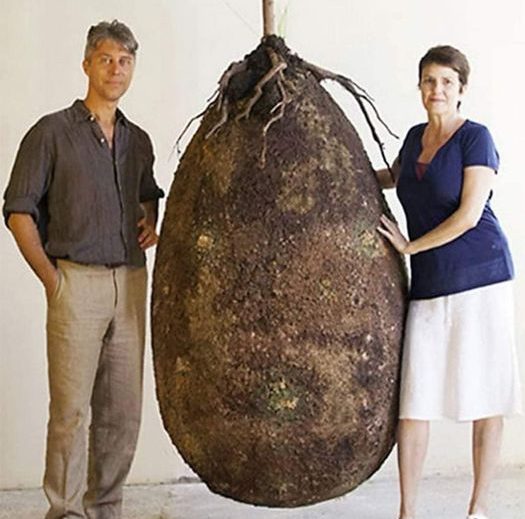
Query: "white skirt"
399 281 522 421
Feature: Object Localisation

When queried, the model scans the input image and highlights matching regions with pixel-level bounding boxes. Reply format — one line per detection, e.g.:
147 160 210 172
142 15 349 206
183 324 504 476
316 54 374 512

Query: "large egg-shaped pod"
152 36 407 507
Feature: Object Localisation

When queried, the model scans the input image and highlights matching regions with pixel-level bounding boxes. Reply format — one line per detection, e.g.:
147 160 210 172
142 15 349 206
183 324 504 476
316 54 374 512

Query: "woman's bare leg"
397 419 429 519
468 416 503 517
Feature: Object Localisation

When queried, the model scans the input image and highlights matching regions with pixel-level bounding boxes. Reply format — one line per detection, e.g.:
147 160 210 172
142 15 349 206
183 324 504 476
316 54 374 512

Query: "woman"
376 45 522 519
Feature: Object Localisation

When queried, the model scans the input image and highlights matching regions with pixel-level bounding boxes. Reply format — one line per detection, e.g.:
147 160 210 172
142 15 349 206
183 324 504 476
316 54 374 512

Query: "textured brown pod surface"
152 38 407 507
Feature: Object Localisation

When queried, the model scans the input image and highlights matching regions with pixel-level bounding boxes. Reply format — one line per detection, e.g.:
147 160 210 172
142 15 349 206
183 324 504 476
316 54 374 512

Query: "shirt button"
89 115 95 122
100 138 105 143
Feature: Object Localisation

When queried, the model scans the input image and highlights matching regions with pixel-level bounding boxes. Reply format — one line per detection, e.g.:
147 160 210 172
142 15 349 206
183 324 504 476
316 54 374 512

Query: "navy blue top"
397 120 514 300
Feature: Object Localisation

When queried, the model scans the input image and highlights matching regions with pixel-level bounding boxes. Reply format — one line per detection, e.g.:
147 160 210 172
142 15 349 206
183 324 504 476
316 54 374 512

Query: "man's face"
83 38 135 103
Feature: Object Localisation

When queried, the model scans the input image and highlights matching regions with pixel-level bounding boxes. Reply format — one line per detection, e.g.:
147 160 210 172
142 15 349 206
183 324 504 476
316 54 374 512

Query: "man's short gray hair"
84 20 139 60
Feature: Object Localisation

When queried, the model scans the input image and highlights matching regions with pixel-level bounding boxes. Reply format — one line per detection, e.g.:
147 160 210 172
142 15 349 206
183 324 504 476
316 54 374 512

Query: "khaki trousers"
44 260 147 519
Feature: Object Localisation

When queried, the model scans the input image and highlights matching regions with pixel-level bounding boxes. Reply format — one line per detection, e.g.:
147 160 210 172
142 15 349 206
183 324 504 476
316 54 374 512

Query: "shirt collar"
71 99 129 127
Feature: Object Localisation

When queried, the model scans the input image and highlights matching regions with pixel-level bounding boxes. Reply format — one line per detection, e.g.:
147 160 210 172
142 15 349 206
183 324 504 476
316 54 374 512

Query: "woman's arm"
375 157 401 189
377 166 496 254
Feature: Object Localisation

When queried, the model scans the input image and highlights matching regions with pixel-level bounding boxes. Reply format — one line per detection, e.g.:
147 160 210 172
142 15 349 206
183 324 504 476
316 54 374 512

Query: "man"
3 20 164 518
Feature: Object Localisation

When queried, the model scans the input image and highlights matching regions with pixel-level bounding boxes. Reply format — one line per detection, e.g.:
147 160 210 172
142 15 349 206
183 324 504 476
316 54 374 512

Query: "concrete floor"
1 468 524 519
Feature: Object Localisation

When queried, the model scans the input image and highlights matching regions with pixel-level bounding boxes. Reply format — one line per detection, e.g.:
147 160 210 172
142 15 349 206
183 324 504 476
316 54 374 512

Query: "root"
216 60 248 110
175 108 207 155
174 67 240 152
206 98 230 139
203 46 291 168
204 60 249 139
236 48 287 122
303 61 398 181
177 40 396 180
262 49 291 134
259 53 291 167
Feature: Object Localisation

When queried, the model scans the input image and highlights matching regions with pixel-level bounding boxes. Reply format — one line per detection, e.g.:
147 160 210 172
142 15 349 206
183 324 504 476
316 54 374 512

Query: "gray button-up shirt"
3 100 164 267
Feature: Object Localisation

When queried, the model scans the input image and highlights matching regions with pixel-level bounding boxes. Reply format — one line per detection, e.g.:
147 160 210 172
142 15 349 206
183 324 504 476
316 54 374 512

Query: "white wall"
1 0 524 489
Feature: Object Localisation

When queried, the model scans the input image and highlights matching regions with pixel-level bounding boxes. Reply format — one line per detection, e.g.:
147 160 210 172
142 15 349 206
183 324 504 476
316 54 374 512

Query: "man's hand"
43 268 60 300
7 213 60 298
137 217 159 250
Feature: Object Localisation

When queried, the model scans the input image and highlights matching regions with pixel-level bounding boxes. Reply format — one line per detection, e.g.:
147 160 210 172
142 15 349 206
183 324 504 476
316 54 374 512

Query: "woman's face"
419 63 464 117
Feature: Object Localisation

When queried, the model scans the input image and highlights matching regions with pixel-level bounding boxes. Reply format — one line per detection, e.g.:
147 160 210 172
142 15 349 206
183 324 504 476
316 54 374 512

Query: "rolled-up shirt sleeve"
3 119 54 226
